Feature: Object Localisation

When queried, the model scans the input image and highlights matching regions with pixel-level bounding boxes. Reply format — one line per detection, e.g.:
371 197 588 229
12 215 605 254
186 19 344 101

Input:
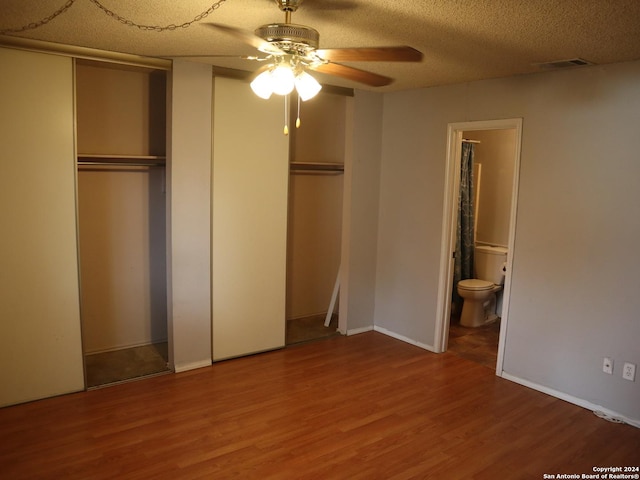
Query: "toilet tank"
475 245 508 284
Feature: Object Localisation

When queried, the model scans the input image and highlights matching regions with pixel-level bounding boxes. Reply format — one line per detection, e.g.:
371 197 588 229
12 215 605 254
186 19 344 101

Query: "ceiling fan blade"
310 62 393 87
162 54 262 60
203 23 284 55
315 46 423 63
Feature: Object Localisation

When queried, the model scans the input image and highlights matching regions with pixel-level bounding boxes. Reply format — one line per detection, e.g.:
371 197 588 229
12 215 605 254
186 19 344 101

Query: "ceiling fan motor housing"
255 23 319 56
274 0 304 12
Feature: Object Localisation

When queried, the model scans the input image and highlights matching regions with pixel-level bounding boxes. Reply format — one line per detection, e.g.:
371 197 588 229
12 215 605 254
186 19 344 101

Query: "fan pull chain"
296 94 301 128
283 95 289 135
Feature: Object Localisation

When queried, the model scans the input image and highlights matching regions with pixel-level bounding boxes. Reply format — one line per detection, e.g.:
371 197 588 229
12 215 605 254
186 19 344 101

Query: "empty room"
1 1 639 478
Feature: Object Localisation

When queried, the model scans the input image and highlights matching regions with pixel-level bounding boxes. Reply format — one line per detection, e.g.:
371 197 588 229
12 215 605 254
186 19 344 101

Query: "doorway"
435 119 522 374
77 164 170 387
285 91 346 345
75 60 170 387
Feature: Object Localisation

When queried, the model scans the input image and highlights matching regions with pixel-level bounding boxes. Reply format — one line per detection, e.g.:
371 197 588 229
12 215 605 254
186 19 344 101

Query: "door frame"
434 118 523 376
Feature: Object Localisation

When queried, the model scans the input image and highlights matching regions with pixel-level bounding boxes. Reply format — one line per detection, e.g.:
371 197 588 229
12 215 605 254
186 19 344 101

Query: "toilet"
457 245 508 328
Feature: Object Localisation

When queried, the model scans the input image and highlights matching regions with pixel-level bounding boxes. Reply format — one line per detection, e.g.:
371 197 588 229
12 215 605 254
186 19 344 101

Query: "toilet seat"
458 279 494 291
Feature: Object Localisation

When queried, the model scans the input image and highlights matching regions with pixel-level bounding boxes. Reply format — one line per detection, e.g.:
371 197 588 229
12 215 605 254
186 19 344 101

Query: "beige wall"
77 168 167 353
291 92 347 163
0 48 84 406
76 62 166 156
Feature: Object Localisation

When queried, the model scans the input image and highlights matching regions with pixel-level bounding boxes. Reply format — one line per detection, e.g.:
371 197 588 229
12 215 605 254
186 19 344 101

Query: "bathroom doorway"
435 119 522 374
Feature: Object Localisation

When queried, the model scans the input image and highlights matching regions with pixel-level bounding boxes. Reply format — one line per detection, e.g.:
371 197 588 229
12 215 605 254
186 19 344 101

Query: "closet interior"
285 91 347 344
75 59 170 387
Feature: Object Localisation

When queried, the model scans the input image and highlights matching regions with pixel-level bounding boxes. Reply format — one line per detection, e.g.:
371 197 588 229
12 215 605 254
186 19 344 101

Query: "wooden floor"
447 319 500 369
1 332 638 479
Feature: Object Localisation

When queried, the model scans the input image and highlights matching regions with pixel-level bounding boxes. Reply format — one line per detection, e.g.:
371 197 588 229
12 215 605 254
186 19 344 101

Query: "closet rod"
77 155 165 168
290 162 344 173
462 139 481 144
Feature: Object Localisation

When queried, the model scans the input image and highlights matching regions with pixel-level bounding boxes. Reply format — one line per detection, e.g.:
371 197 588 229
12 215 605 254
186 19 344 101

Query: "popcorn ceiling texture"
2 0 640 91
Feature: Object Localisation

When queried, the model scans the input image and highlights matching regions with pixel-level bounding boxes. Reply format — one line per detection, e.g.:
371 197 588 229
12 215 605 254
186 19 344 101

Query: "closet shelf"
290 162 344 173
77 154 166 167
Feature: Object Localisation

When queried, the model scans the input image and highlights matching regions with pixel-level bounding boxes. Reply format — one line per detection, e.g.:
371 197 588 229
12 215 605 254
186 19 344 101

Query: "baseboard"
500 372 640 429
373 326 437 353
346 326 374 336
173 359 212 373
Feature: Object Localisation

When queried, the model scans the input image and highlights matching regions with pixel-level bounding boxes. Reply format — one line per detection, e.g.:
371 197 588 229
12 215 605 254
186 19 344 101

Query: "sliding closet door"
0 47 84 406
212 77 289 360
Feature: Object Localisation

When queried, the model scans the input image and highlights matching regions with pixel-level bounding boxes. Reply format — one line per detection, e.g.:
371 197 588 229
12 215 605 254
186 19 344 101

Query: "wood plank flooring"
1 332 638 479
447 319 500 369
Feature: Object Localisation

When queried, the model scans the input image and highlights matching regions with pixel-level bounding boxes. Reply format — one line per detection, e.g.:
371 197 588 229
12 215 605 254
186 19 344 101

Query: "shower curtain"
452 142 475 312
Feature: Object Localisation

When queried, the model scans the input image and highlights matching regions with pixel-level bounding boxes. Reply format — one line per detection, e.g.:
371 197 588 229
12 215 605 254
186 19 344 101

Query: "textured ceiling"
2 0 640 91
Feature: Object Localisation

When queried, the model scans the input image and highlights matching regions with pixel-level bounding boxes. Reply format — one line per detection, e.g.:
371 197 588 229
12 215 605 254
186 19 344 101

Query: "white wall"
167 60 213 372
0 48 84 406
376 60 640 422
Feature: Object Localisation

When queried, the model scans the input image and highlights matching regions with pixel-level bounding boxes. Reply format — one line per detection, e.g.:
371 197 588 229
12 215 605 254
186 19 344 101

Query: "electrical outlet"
622 362 636 381
603 357 613 374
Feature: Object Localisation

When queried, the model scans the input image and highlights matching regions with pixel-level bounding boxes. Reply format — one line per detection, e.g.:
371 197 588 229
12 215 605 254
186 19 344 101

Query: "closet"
75 60 169 387
286 90 347 344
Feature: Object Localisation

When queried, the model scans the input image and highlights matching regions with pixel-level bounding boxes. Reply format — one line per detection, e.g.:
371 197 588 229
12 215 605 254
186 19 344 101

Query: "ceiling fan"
204 0 423 91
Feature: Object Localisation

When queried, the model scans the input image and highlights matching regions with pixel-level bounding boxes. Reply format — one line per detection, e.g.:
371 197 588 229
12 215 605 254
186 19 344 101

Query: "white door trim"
434 118 523 376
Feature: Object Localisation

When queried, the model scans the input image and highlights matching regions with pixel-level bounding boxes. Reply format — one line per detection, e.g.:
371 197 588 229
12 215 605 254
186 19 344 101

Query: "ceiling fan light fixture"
250 70 274 99
294 70 322 101
271 64 296 95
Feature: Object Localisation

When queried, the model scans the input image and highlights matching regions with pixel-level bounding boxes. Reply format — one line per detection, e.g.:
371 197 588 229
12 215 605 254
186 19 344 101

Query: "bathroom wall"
463 129 516 248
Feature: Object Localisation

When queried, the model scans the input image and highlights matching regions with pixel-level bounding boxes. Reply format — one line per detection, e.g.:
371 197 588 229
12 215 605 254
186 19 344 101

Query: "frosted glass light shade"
250 70 273 99
271 65 295 95
295 71 322 101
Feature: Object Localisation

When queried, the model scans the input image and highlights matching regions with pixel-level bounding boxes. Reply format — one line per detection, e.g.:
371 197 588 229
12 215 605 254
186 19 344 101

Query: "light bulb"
271 65 295 95
250 70 273 99
294 71 322 101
